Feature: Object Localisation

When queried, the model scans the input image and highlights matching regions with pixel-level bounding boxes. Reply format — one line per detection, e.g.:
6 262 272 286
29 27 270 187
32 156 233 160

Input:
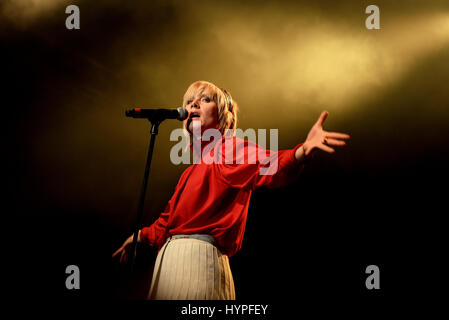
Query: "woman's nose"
191 99 200 109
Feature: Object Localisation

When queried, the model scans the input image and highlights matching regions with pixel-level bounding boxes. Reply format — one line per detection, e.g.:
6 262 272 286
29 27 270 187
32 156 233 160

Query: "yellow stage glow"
1 0 66 27
207 9 449 115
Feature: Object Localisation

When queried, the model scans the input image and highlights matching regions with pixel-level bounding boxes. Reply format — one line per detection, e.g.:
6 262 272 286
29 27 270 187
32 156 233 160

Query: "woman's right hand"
112 233 138 264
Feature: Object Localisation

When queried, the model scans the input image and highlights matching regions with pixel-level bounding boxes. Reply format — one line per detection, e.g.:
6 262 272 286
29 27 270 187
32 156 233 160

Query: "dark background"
3 0 449 311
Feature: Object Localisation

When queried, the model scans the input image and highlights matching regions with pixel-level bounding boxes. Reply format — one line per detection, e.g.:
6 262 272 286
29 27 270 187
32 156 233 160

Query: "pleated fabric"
147 238 235 300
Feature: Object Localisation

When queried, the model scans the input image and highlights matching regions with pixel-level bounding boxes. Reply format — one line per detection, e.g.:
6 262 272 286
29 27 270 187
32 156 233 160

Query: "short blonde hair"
182 80 238 135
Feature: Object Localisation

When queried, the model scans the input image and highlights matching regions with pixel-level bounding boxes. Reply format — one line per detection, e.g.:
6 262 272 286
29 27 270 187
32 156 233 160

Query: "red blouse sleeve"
215 137 307 190
139 199 172 248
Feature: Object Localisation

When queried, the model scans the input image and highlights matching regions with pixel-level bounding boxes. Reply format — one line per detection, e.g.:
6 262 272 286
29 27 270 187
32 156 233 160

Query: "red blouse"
140 136 307 257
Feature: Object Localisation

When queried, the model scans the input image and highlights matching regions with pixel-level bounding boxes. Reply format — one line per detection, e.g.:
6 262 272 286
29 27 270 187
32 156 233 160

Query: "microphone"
125 107 188 121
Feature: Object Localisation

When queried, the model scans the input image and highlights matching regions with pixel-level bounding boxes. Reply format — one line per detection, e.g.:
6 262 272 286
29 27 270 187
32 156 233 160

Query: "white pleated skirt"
147 238 235 300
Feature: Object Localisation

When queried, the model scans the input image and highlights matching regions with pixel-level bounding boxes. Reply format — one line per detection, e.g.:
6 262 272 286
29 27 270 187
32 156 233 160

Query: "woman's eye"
202 97 211 103
186 100 192 105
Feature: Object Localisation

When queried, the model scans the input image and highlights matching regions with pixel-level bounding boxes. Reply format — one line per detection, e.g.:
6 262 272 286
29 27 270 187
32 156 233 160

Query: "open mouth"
190 112 200 119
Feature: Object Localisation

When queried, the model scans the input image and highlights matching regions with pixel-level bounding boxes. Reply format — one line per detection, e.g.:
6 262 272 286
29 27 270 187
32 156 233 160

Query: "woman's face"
184 87 218 135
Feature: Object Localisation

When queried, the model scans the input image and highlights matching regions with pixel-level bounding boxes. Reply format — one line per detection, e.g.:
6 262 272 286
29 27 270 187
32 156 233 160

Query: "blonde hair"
182 80 238 135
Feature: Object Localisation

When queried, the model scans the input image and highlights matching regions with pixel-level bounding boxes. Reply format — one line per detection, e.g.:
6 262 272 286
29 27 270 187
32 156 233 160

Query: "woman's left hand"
302 111 350 157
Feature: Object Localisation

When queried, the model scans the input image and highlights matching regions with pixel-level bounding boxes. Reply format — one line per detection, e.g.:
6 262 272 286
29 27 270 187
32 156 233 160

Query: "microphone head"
177 107 188 121
125 109 134 117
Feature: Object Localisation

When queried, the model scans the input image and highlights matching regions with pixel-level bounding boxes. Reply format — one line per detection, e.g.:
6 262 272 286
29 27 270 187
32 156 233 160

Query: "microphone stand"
129 119 161 272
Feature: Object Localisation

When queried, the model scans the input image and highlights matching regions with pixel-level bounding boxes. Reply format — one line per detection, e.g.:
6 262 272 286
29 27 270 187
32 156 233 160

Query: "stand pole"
129 120 160 272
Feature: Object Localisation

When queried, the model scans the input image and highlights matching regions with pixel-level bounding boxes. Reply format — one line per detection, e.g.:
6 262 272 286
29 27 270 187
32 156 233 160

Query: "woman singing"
112 80 350 299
